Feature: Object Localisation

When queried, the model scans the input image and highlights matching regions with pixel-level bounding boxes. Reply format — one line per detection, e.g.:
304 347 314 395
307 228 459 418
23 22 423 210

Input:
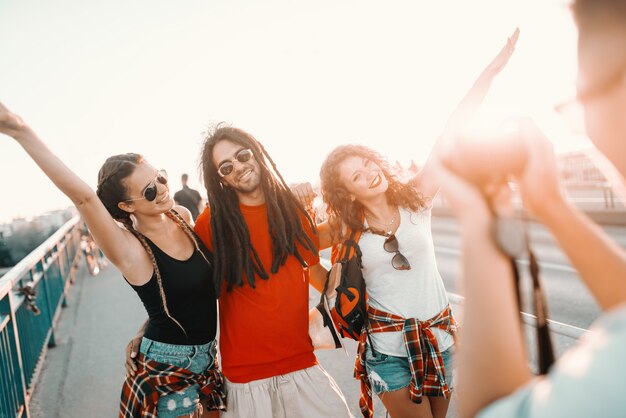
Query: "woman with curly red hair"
310 30 520 418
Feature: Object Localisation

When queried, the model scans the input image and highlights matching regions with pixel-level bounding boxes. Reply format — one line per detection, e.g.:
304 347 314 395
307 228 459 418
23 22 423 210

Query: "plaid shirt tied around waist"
120 352 227 418
355 304 458 418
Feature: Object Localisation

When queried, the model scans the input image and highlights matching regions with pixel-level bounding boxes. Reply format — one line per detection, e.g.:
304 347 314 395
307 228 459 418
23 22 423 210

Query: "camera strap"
491 213 555 375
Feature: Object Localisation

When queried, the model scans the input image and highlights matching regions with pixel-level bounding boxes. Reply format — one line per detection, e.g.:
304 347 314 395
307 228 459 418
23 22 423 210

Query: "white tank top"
360 206 453 357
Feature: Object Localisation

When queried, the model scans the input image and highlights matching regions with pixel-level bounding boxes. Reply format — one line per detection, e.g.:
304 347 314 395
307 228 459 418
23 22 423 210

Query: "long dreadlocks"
200 124 317 295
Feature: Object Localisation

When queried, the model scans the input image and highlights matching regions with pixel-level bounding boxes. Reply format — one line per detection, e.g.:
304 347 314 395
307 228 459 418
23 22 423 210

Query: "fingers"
306 182 316 198
0 103 25 135
299 182 316 201
291 182 316 207
131 336 141 358
124 338 141 377
296 188 307 205
508 27 520 48
125 358 137 377
484 180 516 216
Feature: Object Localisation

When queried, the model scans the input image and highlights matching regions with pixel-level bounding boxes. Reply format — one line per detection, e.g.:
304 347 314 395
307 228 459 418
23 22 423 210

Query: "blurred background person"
174 173 204 221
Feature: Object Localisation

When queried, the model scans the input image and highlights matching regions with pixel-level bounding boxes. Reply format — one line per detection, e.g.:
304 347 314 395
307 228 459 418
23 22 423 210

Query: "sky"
0 0 584 223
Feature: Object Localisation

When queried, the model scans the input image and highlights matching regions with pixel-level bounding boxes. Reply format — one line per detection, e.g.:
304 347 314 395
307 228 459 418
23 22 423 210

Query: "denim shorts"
140 337 217 417
365 344 454 395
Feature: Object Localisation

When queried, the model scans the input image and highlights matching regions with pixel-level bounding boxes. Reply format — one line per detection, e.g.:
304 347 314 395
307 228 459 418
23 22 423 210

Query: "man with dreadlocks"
194 124 352 417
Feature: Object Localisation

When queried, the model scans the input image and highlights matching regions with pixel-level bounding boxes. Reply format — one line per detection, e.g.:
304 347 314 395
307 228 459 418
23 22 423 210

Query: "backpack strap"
334 229 362 302
341 228 375 350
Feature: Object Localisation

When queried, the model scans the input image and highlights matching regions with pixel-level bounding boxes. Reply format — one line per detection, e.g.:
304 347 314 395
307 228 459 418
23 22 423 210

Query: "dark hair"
200 123 317 294
95 154 211 335
181 173 189 182
319 144 428 240
572 0 626 28
95 153 143 223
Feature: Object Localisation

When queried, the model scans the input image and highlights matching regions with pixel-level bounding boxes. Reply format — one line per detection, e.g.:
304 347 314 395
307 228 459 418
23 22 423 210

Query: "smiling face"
118 162 174 214
212 139 262 195
337 155 389 202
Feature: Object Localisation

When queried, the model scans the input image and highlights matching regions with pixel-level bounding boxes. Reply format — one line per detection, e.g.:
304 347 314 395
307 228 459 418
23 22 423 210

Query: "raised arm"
413 28 520 198
0 102 142 271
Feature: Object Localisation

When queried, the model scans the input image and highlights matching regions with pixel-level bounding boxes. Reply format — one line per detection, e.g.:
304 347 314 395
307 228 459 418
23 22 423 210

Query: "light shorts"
139 337 217 418
365 344 454 395
220 365 354 418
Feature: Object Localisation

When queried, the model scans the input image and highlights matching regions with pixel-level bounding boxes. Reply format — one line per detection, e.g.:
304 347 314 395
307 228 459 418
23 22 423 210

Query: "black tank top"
129 234 217 345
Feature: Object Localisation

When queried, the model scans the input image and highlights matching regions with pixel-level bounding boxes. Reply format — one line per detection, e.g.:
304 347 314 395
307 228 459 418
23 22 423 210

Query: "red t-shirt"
194 203 319 383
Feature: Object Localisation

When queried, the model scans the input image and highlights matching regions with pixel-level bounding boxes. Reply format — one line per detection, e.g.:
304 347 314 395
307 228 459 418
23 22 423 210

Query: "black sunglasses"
126 169 168 202
383 234 411 270
218 149 254 177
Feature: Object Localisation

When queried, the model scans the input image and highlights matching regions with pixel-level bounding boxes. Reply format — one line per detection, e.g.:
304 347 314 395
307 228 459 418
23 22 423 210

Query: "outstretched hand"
0 102 27 138
290 182 317 210
486 28 520 75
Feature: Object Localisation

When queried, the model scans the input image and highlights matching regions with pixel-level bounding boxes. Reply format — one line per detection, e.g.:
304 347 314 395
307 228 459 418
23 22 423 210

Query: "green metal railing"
0 216 84 418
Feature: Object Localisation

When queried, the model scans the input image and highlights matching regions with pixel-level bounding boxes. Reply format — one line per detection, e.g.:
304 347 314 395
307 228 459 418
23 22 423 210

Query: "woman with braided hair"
0 102 225 418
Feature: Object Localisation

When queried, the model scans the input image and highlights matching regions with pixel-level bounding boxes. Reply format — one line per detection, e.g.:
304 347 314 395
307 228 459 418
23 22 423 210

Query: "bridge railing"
0 215 85 418
446 293 589 340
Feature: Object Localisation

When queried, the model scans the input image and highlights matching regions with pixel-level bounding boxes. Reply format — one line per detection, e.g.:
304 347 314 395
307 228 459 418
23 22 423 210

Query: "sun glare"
0 0 591 222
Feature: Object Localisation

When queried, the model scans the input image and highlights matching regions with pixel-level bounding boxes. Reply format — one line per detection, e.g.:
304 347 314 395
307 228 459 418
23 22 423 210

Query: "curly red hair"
319 144 428 240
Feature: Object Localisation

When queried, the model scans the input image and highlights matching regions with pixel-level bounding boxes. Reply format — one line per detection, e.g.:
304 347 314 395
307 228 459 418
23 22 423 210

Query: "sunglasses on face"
126 169 168 202
383 233 411 270
217 148 254 177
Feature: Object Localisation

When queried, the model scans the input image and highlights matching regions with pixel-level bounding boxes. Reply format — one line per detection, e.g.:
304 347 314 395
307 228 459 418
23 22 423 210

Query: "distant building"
0 207 76 238
558 151 607 184
36 208 75 231
557 151 623 210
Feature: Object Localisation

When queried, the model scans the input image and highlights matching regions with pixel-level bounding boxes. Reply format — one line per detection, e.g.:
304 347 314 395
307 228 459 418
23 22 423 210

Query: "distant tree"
5 224 52 263
0 233 13 267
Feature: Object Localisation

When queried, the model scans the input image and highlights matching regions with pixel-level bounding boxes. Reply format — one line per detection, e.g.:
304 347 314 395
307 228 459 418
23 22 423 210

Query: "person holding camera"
435 1 626 417
299 30 518 418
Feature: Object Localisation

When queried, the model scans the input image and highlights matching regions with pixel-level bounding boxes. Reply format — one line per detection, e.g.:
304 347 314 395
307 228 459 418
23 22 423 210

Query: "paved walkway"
29 264 144 417
29 263 458 417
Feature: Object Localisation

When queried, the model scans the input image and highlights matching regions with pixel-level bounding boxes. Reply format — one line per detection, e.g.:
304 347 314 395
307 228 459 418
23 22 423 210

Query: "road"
432 215 626 331
315 214 626 417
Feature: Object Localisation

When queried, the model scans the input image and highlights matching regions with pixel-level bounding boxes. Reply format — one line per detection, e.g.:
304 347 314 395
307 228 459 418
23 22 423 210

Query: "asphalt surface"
29 263 145 418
